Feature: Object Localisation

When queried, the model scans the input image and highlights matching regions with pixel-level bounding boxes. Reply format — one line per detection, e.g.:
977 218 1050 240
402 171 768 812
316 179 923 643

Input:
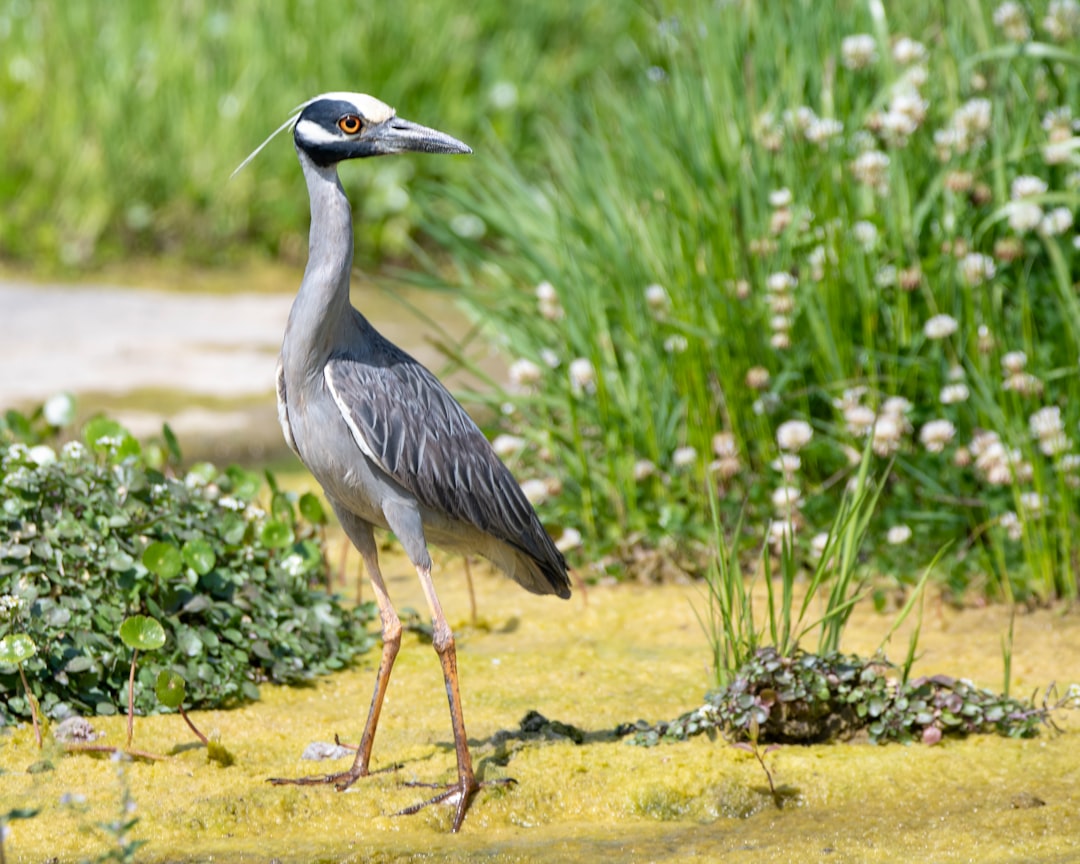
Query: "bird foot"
268 762 401 792
395 776 516 832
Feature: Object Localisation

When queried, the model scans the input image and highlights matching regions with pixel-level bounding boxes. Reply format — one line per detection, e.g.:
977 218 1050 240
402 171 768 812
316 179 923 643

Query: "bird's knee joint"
432 623 455 655
382 618 402 649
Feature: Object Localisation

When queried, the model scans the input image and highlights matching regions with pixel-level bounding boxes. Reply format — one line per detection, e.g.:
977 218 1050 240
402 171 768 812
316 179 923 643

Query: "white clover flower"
768 293 795 314
1028 406 1070 454
875 265 897 288
555 527 582 553
664 334 689 354
804 116 844 146
1020 493 1045 515
999 510 1023 541
851 150 890 192
745 366 771 390
712 432 738 458
959 253 996 286
1011 175 1048 200
776 419 813 452
644 283 670 314
844 404 877 438
508 358 543 389
672 446 698 468
771 454 802 477
940 382 971 405
924 314 959 340
1001 350 1028 374
767 518 799 547
539 348 561 368
535 281 563 320
535 280 558 304
892 36 928 65
886 524 913 545
769 332 791 350
842 34 878 69
853 221 878 251
568 357 596 395
1005 372 1044 396
771 485 803 512
770 315 792 332
769 188 793 208
919 419 957 453
1007 201 1043 234
1029 406 1063 439
809 532 831 562
633 459 657 481
520 478 551 504
491 434 527 457
218 496 244 511
872 414 904 456
1040 207 1074 236
1043 0 1080 41
766 271 797 293
939 99 992 156
882 397 912 419
994 1 1032 41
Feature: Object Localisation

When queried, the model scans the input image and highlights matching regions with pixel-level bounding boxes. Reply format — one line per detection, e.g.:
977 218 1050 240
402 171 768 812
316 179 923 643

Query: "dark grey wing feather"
324 345 568 594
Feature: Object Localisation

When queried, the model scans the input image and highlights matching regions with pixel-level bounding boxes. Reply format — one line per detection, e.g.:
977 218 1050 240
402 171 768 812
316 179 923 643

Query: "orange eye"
338 114 362 134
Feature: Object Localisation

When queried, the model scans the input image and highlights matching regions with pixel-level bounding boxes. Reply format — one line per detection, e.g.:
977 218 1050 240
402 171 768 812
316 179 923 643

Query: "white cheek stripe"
295 118 343 146
325 365 382 466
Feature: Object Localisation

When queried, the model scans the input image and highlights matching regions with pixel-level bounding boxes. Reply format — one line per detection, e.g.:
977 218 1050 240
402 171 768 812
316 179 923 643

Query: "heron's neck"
288 150 355 368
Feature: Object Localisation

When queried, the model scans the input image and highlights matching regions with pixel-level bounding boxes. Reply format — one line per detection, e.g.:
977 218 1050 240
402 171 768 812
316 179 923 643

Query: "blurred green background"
3 0 1080 603
0 0 649 269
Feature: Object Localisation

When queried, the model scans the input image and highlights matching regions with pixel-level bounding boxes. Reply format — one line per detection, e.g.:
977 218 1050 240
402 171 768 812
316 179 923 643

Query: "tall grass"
0 0 646 268
423 0 1080 601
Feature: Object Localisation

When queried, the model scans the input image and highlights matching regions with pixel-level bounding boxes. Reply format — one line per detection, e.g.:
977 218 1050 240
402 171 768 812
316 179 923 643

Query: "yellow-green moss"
2 553 1077 863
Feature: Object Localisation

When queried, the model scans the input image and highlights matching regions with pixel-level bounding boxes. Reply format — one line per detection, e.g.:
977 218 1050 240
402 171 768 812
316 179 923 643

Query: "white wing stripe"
325 365 381 466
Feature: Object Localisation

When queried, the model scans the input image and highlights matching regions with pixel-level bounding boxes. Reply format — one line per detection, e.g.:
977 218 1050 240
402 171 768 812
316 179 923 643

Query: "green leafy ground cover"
0 407 374 724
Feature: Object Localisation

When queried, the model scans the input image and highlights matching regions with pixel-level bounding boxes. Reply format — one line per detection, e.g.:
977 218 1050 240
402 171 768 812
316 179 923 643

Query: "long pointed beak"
365 117 472 156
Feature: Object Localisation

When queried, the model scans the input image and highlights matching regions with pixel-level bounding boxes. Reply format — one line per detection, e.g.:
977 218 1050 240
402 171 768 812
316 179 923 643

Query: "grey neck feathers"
286 149 356 374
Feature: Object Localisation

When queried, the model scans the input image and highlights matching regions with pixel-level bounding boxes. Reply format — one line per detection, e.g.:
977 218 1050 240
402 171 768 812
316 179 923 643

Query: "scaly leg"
270 524 401 789
394 563 511 832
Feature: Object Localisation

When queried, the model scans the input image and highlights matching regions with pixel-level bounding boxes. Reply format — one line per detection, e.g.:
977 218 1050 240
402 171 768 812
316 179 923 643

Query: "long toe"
394 776 515 832
268 767 367 790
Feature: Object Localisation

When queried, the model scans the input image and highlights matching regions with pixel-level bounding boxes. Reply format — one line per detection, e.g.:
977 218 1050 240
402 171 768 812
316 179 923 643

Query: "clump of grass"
0 0 648 269
427 0 1080 603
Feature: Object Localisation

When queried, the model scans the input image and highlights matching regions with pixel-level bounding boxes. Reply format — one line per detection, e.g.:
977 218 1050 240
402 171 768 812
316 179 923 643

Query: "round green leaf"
143 541 182 579
155 669 186 709
181 539 216 576
225 465 262 501
119 615 166 651
298 492 327 525
0 633 37 666
259 519 294 549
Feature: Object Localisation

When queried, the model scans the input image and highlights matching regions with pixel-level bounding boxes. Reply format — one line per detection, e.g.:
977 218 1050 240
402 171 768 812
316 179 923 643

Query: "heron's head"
293 92 471 166
231 92 471 177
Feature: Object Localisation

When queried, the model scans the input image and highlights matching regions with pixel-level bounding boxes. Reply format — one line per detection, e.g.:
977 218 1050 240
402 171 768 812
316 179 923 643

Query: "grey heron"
253 92 571 831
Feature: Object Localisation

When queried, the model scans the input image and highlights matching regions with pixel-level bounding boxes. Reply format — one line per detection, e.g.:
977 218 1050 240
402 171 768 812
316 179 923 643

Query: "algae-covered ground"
2 550 1078 864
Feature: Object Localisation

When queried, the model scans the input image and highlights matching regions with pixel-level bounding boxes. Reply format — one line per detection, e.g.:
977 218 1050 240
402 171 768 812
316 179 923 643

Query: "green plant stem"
178 705 209 746
126 650 137 749
17 664 41 749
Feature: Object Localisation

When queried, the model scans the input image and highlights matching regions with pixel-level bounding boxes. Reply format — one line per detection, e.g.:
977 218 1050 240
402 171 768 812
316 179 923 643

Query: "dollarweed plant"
0 404 376 728
422 0 1080 603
